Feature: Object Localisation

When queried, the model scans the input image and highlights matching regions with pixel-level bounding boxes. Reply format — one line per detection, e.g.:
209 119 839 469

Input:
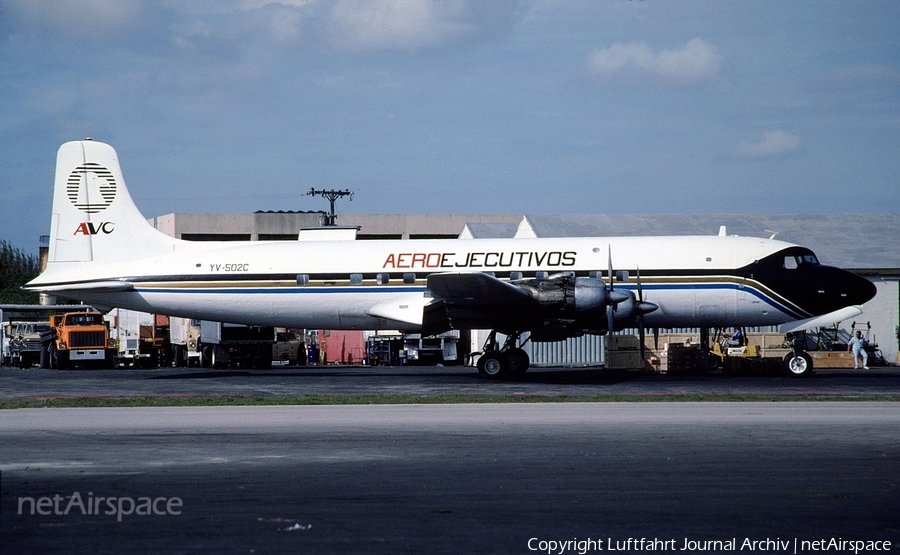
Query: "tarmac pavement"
2 365 899 554
1 403 899 554
1 363 899 399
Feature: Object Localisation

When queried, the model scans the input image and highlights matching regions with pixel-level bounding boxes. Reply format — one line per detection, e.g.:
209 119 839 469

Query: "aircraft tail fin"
48 140 178 264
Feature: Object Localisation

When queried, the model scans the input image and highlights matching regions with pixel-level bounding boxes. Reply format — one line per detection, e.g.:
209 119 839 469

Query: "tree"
0 240 40 304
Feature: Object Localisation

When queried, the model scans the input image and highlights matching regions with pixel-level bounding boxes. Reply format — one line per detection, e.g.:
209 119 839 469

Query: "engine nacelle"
516 275 609 318
514 274 657 333
572 277 608 314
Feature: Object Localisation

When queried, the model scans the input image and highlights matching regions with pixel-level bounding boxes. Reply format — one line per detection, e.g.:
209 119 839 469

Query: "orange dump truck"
43 312 116 369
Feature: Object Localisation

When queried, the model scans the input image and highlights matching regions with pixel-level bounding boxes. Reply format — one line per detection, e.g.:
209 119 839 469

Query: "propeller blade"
638 317 646 363
636 266 643 302
634 265 658 314
607 246 614 292
636 266 647 361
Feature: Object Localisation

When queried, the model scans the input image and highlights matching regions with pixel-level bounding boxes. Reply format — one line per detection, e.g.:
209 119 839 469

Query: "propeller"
605 248 629 334
636 266 646 362
632 266 660 363
606 249 615 335
604 249 659 369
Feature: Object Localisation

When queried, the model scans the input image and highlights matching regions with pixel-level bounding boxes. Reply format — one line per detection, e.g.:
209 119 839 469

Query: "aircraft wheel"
505 348 530 378
784 351 813 377
477 352 506 379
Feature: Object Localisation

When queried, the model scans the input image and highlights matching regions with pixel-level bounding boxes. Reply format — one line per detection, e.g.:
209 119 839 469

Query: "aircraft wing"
423 272 535 336
426 272 530 305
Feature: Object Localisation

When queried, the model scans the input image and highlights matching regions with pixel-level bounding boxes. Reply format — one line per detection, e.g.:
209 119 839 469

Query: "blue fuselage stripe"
134 281 805 319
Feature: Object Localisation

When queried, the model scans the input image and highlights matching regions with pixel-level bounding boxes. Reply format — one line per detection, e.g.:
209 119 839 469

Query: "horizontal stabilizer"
23 280 134 294
777 305 864 333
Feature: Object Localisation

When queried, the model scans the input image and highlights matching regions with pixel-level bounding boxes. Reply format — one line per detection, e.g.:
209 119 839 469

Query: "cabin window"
376 273 390 285
296 274 310 286
350 274 363 285
510 271 523 281
403 273 416 284
535 271 548 279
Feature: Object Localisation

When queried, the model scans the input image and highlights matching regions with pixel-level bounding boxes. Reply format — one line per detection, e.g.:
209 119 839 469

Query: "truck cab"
9 320 51 368
45 311 116 369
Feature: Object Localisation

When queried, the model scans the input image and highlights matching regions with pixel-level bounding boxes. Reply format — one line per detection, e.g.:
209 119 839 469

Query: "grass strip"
1 393 898 409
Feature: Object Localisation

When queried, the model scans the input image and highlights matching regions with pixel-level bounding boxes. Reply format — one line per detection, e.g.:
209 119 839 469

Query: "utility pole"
306 188 353 226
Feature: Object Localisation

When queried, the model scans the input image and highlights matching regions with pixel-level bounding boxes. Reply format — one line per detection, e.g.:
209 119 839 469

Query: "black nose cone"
844 271 877 306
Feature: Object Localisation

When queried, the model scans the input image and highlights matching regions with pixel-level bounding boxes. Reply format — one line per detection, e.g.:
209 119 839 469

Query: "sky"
1 0 898 252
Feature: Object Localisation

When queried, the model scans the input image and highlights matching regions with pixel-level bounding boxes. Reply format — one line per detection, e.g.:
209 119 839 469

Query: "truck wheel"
784 351 813 377
200 345 212 368
211 347 225 369
296 346 306 366
173 345 185 367
55 349 69 371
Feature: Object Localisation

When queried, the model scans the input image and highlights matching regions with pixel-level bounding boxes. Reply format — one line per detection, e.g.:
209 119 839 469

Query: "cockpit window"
783 253 820 269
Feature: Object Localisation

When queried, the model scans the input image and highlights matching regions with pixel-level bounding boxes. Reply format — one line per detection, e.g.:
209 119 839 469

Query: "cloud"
4 0 151 43
585 38 723 86
733 130 801 159
327 0 525 52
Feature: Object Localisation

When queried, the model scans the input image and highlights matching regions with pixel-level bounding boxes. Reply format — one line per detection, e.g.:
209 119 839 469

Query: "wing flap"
423 272 534 336
426 272 530 304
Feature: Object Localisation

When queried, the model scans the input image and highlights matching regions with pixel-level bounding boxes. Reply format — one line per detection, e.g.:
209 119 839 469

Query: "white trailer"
170 317 201 367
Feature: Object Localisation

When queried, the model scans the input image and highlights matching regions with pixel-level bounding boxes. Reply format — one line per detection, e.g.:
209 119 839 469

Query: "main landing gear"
476 331 530 380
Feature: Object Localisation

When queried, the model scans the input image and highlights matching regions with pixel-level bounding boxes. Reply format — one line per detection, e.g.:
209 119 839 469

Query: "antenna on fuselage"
307 188 354 226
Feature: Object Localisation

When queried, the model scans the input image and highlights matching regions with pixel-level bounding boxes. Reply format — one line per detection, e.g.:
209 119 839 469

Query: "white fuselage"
34 234 810 330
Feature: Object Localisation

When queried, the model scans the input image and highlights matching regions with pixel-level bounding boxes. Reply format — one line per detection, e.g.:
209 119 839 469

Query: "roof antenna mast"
307 188 353 226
